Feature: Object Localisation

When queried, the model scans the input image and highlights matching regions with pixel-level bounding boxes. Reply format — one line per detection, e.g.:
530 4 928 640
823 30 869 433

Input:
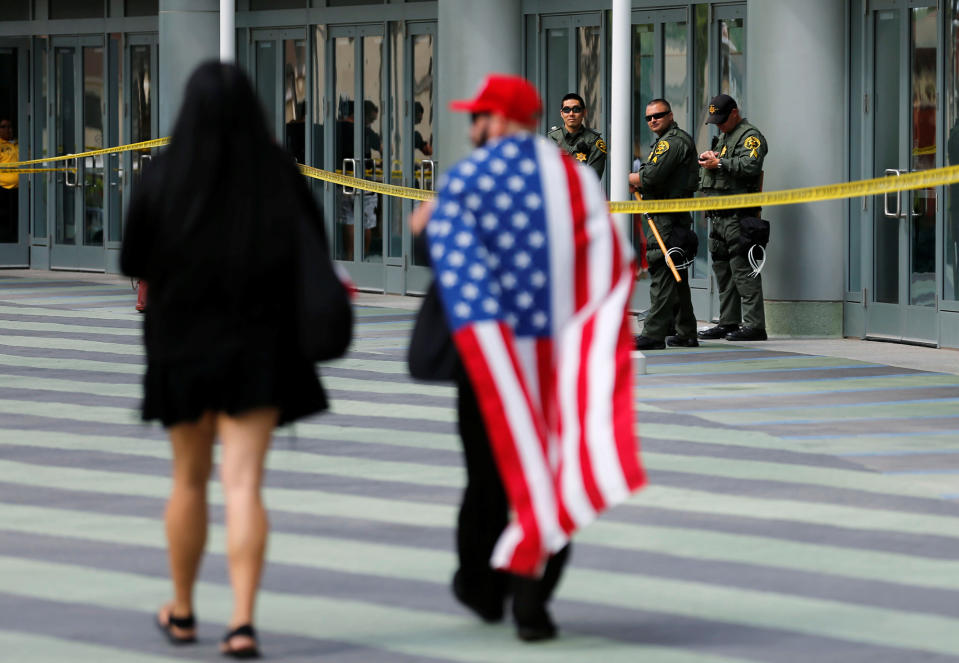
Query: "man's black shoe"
697 324 739 340
452 572 504 623
666 335 699 348
514 606 558 642
725 326 767 341
633 335 666 350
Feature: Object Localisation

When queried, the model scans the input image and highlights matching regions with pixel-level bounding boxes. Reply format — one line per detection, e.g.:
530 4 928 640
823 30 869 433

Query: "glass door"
251 28 307 162
327 24 386 290
0 38 29 266
702 4 747 321
395 21 436 294
539 13 605 169
119 34 159 262
630 8 694 308
866 2 939 343
51 35 106 270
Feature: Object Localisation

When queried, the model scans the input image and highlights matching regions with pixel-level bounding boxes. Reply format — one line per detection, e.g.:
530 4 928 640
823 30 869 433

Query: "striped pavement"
0 272 958 662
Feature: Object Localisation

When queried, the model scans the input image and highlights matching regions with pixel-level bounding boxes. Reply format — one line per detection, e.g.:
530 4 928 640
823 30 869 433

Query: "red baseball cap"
449 74 542 127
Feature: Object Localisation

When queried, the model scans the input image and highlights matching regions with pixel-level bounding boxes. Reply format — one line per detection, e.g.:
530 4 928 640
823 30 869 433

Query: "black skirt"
142 343 328 428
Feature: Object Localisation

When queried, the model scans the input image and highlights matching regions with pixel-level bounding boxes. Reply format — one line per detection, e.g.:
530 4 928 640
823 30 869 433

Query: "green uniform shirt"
547 126 607 179
636 121 698 265
699 119 768 196
638 121 698 203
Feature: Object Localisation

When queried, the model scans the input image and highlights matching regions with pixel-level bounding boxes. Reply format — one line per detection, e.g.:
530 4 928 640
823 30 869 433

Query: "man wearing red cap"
409 74 644 642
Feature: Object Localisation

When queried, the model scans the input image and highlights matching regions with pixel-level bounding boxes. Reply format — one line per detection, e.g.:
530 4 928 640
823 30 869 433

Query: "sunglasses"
560 105 584 114
645 110 671 122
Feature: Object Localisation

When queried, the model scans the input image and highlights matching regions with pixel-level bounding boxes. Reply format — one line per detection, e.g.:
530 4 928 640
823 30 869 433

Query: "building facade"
1 0 958 347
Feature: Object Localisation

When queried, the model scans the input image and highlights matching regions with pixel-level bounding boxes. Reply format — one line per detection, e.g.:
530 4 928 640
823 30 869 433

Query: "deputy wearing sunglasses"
547 93 607 179
628 99 700 350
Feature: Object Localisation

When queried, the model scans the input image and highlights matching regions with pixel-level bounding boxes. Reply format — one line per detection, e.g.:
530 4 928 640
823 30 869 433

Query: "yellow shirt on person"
0 138 19 190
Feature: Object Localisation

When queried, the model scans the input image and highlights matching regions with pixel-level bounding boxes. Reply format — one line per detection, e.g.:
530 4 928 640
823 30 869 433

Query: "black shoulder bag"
296 210 353 361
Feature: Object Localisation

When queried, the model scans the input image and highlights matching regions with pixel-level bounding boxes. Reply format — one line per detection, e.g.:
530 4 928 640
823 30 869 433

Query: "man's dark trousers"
455 375 569 623
709 214 765 329
640 215 697 340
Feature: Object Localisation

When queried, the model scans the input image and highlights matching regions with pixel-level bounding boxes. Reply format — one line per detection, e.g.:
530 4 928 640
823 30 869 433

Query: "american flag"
426 133 646 576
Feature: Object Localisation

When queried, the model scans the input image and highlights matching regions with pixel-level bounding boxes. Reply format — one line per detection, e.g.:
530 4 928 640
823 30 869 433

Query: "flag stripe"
429 134 643 574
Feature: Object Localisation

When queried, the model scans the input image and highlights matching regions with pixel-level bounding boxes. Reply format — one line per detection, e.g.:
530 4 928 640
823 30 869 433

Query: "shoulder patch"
654 140 670 156
595 138 607 154
743 135 762 158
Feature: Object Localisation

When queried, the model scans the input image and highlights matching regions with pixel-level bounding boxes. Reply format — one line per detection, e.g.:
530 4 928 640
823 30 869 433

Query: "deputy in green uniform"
629 99 699 350
547 93 607 179
697 94 769 341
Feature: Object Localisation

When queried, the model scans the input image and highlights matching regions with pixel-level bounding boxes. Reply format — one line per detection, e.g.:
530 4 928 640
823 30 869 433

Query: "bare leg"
217 407 278 651
161 412 216 637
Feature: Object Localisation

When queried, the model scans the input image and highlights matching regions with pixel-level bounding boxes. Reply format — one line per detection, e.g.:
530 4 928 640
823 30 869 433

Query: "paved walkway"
0 271 957 662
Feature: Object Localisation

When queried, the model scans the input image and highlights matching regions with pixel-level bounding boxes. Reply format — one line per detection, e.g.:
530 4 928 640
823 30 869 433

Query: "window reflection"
578 26 602 134
83 45 104 247
719 19 745 102
333 36 355 262
910 6 937 306
546 28 570 130
412 32 434 266
360 35 383 264
947 1 959 301
693 4 710 279
284 39 306 164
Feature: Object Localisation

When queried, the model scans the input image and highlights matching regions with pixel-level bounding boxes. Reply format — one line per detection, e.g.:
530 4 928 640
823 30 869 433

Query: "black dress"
120 148 329 427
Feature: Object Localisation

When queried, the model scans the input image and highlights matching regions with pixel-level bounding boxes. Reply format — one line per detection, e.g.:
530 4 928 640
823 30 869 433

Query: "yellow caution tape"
608 164 959 215
298 163 436 202
4 136 959 215
0 167 73 174
0 137 168 168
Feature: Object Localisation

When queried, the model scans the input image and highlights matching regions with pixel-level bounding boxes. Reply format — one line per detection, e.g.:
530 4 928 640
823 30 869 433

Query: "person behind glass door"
547 92 607 179
0 118 20 243
362 99 381 258
121 61 338 659
414 100 433 157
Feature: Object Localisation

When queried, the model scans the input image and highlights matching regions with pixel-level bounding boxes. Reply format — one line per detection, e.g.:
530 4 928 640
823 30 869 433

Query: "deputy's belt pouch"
667 225 699 260
706 207 760 219
737 216 770 256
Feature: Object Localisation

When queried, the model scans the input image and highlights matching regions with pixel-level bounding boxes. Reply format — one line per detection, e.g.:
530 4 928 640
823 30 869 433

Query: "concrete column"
436 0 523 166
609 0 631 235
158 0 220 135
746 0 847 336
220 0 235 63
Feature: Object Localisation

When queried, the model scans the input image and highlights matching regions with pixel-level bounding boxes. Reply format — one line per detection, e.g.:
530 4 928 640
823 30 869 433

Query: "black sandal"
155 606 197 645
220 624 260 659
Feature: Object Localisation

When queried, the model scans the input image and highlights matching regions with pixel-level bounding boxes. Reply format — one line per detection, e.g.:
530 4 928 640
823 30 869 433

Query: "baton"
633 192 681 283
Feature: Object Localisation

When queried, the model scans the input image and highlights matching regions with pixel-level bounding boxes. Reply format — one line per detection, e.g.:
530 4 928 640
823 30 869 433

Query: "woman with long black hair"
121 61 342 659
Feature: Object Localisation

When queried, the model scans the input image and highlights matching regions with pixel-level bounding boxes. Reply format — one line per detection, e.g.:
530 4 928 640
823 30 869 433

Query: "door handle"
342 158 357 195
422 159 436 191
64 157 80 188
883 168 901 218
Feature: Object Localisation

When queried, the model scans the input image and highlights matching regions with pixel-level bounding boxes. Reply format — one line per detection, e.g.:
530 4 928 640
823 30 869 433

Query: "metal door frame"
113 33 159 273
327 23 387 291
399 20 436 295
862 0 941 344
49 34 108 271
629 7 699 314
0 37 30 267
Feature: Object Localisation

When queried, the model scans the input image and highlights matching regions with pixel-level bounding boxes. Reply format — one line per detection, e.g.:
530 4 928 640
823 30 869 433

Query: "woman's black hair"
151 61 299 293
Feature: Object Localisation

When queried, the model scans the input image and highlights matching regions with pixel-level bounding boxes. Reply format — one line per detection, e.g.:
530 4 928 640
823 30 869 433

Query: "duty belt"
704 206 760 219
